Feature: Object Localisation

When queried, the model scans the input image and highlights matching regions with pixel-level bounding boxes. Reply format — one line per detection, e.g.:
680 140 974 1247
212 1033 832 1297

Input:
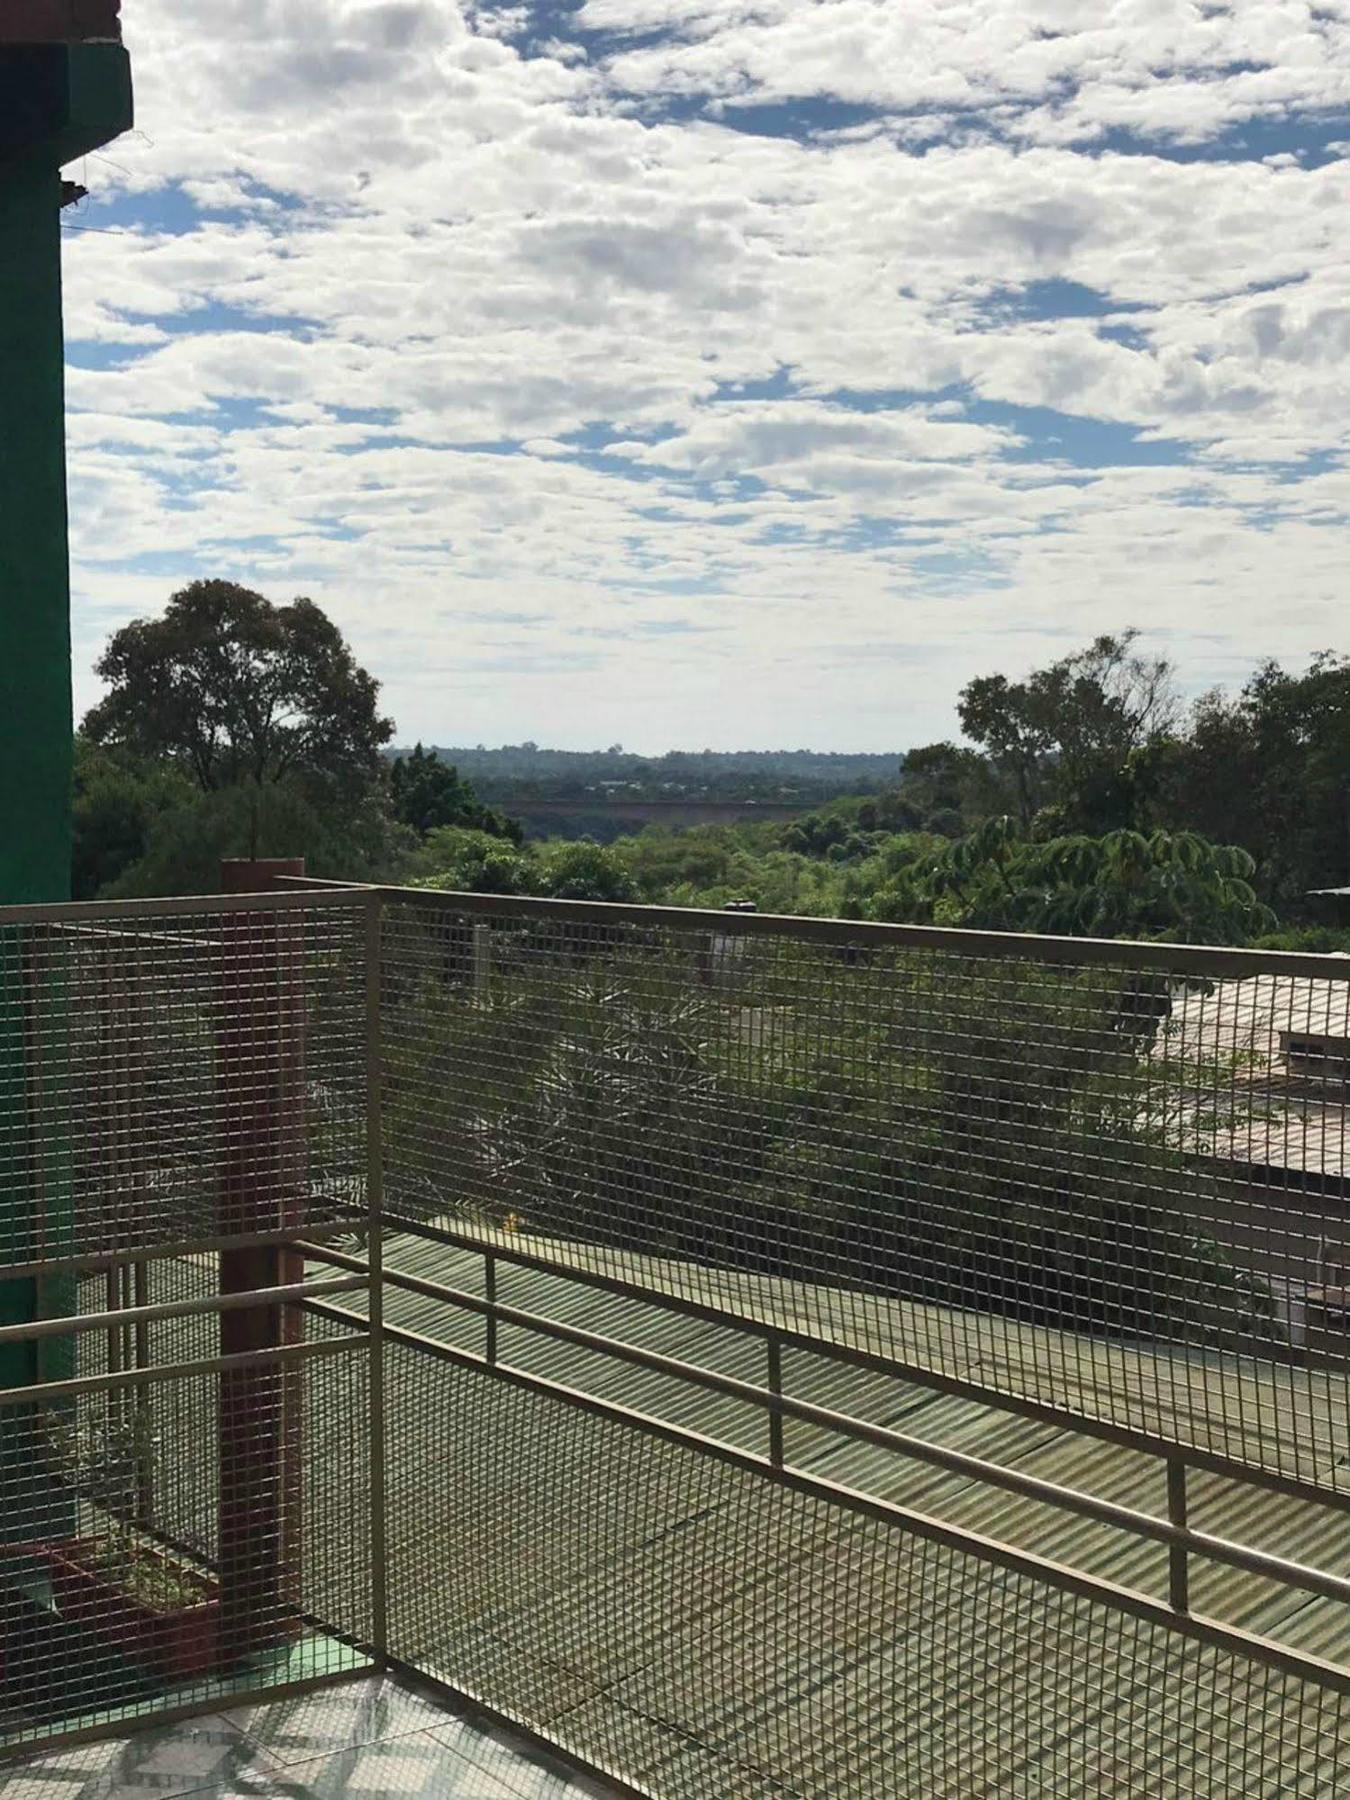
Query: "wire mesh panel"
377 895 1350 1493
0 892 369 1273
382 1343 1350 1798
0 1340 370 1755
1 891 376 1758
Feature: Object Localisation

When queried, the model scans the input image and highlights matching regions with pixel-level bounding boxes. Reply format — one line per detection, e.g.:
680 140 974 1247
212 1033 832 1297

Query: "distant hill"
399 745 904 805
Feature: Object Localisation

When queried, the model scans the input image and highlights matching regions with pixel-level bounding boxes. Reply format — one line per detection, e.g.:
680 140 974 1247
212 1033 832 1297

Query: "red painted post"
216 858 306 1670
0 1 122 42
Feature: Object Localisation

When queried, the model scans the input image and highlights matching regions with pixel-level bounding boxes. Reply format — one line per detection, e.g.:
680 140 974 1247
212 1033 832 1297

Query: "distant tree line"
408 743 902 804
74 585 1348 949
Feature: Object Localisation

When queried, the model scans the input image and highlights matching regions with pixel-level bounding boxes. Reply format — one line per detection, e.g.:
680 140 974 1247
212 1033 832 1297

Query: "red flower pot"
28 1540 219 1682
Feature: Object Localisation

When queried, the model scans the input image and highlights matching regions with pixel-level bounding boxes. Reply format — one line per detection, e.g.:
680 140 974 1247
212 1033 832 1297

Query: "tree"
896 741 992 833
100 779 415 899
1156 654 1350 912
536 840 639 903
389 744 521 841
83 581 394 797
959 633 1179 831
871 819 1275 945
71 737 195 899
409 827 534 896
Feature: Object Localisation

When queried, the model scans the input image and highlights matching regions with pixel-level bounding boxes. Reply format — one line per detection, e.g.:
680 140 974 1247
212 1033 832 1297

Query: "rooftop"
1153 972 1350 1179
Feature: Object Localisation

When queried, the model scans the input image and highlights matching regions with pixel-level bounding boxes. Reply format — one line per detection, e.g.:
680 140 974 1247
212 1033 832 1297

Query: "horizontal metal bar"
303 1259 1350 1612
0 1332 368 1408
315 1209 1350 1517
0 884 369 928
0 1665 377 1767
308 1299 1350 1700
278 873 1350 982
0 1275 370 1345
2 1225 353 1282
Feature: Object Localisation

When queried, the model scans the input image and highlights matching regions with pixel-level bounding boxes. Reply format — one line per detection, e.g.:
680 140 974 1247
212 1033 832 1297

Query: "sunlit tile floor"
2 1673 616 1798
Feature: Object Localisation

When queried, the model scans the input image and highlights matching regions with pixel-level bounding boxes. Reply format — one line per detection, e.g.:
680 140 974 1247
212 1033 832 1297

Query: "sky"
62 0 1350 751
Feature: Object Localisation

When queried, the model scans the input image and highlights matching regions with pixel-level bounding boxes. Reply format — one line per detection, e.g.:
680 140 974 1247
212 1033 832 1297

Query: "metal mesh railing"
0 891 368 1274
1 889 374 1757
381 1346 1350 1798
5 880 1350 1793
376 892 1350 1494
0 1334 370 1750
357 886 1350 1796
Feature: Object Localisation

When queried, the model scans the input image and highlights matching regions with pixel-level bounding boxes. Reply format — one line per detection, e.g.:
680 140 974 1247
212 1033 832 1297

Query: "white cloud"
56 0 1350 748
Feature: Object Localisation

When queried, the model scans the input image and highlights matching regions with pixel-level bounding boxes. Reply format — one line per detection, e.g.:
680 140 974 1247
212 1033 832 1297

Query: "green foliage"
535 840 639 902
1249 925 1350 954
389 744 520 841
101 777 413 898
84 580 393 796
870 821 1275 943
383 935 1271 1348
71 737 196 900
408 833 642 903
408 827 535 896
618 823 759 900
957 632 1178 831
1150 653 1350 911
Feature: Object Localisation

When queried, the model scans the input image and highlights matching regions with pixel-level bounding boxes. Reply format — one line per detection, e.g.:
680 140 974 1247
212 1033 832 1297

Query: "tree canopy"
389 744 521 841
870 818 1275 944
958 632 1179 833
83 580 394 795
1150 652 1350 911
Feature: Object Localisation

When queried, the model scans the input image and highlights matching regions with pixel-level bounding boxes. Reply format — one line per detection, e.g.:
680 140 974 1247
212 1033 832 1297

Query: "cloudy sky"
64 1 1349 751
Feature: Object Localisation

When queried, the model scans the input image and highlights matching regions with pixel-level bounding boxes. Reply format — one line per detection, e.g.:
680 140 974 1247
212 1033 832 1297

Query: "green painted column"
0 41 133 1401
0 158 70 907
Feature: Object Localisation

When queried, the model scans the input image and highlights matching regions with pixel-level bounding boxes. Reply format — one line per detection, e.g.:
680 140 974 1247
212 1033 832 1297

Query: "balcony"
1 882 1348 1795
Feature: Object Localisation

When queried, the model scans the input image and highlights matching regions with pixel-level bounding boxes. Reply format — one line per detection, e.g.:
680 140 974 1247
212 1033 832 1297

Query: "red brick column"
216 859 306 1670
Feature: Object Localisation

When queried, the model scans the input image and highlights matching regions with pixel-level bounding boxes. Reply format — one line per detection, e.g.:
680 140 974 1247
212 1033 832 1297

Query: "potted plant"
6 1407 221 1682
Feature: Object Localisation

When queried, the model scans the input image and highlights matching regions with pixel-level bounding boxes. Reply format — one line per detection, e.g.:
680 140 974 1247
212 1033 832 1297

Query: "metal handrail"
0 885 370 927
318 1203 1350 1517
274 872 1350 982
0 1333 366 1409
299 1243 1350 1611
0 1275 369 1345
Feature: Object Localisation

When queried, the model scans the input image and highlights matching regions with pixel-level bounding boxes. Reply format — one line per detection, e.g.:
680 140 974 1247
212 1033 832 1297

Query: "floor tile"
201 1726 483 1798
221 1676 458 1768
0 1737 127 1800
3 1675 618 1800
2 1712 269 1799
426 1718 611 1797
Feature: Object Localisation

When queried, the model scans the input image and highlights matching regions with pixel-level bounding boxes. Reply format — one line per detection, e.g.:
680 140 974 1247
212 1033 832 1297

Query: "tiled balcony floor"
2 1673 616 1798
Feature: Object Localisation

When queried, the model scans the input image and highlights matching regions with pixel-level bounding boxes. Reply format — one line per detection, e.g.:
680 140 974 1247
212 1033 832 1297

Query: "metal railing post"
484 1252 498 1367
365 889 388 1665
1168 1457 1190 1615
766 1336 784 1468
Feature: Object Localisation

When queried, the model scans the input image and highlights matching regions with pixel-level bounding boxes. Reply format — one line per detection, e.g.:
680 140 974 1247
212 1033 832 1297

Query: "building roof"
1152 972 1350 1180
353 1233 1350 1794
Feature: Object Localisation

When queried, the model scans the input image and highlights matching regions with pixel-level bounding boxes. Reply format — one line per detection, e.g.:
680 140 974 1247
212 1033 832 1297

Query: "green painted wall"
0 46 133 1407
0 158 71 907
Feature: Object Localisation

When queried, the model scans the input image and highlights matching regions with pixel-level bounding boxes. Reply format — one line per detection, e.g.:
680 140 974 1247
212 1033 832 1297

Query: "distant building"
1308 885 1350 924
1149 968 1349 1344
